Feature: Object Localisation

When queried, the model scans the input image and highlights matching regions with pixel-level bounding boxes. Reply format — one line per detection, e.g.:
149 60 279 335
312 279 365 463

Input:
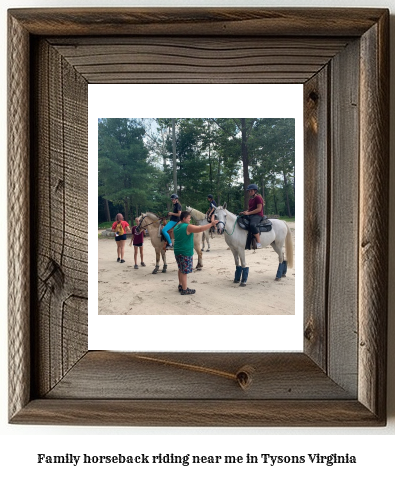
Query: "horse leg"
238 250 249 287
152 249 160 274
206 233 210 252
195 246 203 270
161 249 167 273
271 241 285 281
232 249 242 283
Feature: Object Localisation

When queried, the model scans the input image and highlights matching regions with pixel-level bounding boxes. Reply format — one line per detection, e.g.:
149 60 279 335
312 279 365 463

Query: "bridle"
214 209 239 236
136 214 163 233
214 209 226 234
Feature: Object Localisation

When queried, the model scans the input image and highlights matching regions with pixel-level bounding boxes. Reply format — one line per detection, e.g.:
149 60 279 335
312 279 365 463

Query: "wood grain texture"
46 352 354 400
49 37 350 84
7 8 389 426
8 13 31 421
327 39 360 396
303 67 329 370
31 39 88 398
11 399 383 427
359 12 389 420
8 8 387 37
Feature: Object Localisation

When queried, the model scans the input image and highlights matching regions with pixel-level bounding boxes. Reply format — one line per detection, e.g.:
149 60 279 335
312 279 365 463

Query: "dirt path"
98 223 295 315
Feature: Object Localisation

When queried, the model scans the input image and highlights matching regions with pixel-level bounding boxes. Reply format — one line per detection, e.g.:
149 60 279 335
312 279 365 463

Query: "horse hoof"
240 282 247 287
275 277 281 281
206 250 210 252
161 269 167 273
282 274 286 278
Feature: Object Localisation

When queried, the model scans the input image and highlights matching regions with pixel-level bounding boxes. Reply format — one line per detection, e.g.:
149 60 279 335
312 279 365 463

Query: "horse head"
214 205 226 235
137 213 158 233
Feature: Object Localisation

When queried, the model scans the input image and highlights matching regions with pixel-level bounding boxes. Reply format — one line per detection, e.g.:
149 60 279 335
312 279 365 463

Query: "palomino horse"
213 204 294 286
186 206 212 252
137 212 204 274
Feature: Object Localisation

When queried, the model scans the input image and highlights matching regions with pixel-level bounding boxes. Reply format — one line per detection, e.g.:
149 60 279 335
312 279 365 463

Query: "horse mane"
144 212 159 220
188 207 206 220
139 212 161 228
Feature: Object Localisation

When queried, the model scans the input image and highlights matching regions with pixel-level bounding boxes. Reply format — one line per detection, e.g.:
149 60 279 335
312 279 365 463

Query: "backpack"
115 222 124 235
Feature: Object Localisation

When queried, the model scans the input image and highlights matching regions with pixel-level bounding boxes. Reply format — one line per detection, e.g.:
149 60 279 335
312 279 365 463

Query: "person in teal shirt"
174 211 218 295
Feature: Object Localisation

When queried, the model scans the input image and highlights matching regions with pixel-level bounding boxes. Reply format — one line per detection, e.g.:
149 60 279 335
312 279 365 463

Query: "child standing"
130 217 146 269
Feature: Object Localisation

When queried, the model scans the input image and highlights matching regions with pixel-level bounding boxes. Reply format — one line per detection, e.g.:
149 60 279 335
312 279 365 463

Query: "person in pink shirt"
111 213 131 263
130 217 146 269
241 184 265 248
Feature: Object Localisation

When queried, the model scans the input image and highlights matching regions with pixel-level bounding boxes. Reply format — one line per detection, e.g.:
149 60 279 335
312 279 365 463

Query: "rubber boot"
276 262 284 280
234 265 242 283
282 260 287 277
240 267 249 287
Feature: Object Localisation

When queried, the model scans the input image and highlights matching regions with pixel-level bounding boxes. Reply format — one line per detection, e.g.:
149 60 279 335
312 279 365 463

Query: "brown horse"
136 212 204 274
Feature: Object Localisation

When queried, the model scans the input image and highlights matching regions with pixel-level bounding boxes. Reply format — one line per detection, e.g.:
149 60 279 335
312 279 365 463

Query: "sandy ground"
98 223 295 315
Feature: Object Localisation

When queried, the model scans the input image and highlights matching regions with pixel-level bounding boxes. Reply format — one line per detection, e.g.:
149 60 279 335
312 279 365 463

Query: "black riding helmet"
170 194 179 199
207 194 213 199
246 184 258 191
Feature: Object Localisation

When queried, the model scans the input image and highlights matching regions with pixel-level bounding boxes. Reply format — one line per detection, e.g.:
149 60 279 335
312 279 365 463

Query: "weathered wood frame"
8 8 389 426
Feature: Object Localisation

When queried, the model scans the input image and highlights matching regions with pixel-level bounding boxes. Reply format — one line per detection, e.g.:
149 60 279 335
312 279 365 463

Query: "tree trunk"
240 118 250 209
104 198 111 222
261 180 266 216
124 198 130 225
273 190 278 215
172 118 177 193
283 171 292 217
209 144 212 190
216 157 221 205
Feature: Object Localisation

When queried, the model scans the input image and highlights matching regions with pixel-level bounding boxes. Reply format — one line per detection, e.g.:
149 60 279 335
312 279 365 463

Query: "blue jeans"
162 220 178 245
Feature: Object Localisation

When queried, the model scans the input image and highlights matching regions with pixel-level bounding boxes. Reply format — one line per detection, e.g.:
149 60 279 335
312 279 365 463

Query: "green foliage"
98 222 113 229
98 118 158 222
97 117 296 221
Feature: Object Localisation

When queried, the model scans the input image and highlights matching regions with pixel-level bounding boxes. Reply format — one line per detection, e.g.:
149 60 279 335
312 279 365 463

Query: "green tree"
249 118 295 217
98 118 153 223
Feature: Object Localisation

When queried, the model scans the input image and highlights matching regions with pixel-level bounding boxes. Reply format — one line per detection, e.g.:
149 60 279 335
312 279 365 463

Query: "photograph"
97 117 296 316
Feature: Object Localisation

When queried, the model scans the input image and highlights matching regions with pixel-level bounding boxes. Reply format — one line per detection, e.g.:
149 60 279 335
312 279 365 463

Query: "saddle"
237 215 272 250
237 215 272 233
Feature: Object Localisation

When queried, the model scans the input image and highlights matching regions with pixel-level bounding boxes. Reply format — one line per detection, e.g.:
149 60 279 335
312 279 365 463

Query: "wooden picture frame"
8 8 389 426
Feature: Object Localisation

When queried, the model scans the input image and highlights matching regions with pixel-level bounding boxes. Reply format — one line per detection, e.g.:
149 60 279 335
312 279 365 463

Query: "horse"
185 206 212 252
137 212 204 274
213 204 294 286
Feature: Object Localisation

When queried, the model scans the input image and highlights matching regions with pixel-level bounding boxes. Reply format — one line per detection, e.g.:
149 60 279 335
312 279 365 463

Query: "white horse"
137 212 204 274
213 204 294 286
186 206 212 252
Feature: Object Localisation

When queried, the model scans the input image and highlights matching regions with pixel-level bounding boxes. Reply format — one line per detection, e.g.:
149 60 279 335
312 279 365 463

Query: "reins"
137 214 164 232
216 213 239 236
223 217 239 236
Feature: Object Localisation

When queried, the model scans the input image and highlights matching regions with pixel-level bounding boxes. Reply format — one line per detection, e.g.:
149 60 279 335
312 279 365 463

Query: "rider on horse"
206 194 217 221
162 193 182 250
241 184 265 249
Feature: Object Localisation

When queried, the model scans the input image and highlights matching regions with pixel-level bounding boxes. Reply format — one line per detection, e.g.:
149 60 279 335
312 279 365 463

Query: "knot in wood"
236 365 255 390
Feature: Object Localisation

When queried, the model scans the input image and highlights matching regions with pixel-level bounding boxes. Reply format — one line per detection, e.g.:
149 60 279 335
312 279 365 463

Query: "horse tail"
284 222 294 269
